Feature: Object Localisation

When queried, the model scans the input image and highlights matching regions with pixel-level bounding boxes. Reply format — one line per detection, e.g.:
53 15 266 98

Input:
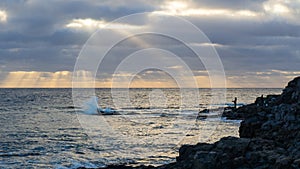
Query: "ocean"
0 88 281 168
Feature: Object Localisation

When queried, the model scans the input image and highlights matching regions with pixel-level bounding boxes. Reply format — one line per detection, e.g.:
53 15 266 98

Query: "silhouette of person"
232 97 237 109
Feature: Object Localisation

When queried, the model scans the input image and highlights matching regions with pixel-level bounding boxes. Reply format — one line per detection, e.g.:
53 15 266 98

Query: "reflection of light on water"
77 88 281 166
149 89 167 109
86 112 240 165
1 88 282 168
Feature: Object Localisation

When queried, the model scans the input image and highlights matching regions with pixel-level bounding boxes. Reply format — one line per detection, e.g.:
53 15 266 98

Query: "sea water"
0 88 281 168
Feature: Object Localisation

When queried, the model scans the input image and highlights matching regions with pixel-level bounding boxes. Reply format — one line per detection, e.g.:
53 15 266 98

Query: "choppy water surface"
0 88 281 168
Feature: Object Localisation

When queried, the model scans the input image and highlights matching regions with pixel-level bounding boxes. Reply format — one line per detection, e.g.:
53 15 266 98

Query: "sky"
0 0 299 88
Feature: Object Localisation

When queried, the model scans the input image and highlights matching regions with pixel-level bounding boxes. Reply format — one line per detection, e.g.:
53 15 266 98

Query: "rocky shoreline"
79 77 300 169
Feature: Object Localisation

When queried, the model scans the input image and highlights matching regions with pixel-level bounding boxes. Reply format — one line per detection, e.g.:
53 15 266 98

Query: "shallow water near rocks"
0 88 281 168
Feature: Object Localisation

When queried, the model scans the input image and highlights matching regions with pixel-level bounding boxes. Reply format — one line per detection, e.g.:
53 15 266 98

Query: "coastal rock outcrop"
239 77 300 141
81 77 300 169
171 76 300 169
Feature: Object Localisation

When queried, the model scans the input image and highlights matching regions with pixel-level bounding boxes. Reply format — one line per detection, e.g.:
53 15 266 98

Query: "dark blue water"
0 88 281 168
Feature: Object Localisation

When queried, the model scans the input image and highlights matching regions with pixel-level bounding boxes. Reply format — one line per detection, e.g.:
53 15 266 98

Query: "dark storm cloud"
187 15 300 45
0 0 157 72
190 0 266 11
0 0 299 87
1 0 155 33
183 14 300 75
0 46 79 71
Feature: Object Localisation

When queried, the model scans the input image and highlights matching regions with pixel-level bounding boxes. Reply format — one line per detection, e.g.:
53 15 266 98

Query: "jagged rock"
281 76 300 104
170 76 300 169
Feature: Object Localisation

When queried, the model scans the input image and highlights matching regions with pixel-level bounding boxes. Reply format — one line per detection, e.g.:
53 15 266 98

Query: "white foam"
82 96 99 115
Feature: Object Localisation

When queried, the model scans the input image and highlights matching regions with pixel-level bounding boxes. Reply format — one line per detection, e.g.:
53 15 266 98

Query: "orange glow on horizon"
0 71 214 88
0 70 289 88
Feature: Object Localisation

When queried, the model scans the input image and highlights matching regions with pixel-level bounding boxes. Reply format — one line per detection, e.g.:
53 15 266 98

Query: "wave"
0 152 41 157
82 96 99 115
55 160 104 169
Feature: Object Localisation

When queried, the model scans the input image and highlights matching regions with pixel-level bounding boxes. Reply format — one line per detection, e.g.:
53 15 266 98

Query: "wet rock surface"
80 77 300 169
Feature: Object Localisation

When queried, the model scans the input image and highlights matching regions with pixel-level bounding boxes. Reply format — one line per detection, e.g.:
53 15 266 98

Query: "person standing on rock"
232 97 237 109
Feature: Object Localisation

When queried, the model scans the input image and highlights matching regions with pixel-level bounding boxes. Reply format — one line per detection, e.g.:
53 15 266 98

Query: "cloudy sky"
0 0 299 88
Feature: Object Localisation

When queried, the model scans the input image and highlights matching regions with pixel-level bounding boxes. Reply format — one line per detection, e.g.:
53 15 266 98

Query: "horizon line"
0 87 283 89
